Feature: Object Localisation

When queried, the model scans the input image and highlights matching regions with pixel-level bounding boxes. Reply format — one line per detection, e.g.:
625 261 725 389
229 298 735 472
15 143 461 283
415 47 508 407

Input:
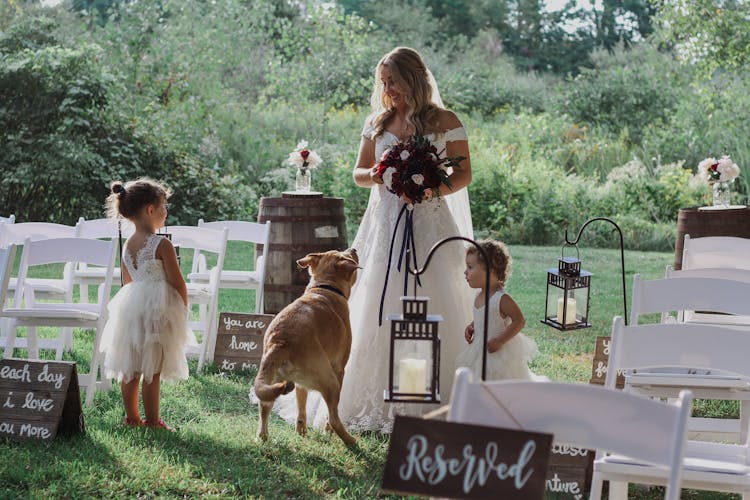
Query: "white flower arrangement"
698 155 741 183
287 140 322 170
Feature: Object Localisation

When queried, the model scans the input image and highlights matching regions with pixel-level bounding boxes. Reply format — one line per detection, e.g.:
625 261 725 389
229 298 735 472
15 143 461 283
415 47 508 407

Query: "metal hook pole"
411 236 491 381
564 217 628 325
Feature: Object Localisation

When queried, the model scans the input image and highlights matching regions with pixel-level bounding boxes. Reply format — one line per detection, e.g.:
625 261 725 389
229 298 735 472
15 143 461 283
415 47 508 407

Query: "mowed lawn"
0 242 739 499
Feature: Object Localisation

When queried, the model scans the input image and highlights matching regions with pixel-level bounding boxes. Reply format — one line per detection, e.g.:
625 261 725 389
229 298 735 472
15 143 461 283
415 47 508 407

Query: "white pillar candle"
399 358 427 395
557 297 577 325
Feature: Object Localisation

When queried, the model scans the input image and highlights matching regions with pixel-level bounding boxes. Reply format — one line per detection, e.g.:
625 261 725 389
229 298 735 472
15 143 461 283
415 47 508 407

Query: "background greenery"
1 0 749 251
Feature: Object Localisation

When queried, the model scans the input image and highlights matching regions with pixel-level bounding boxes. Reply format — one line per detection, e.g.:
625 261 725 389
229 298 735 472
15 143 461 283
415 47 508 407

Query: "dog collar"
311 284 347 299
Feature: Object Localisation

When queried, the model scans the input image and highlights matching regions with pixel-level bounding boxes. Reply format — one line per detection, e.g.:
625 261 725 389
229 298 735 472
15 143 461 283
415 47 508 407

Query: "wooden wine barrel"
674 206 750 269
257 193 348 314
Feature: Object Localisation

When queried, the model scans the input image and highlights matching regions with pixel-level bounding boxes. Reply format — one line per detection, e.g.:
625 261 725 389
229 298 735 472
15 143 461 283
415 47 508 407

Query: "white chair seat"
8 277 67 295
600 454 750 476
627 372 750 390
73 267 121 281
3 305 100 321
188 270 261 286
186 283 212 301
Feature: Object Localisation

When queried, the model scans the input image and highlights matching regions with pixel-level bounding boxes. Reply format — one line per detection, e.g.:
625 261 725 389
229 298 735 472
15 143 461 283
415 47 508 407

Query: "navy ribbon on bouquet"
378 203 422 326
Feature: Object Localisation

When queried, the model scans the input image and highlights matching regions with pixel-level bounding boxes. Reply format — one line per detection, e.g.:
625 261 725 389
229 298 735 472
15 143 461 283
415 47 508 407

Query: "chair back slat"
199 219 270 244
0 222 79 247
76 217 134 239
611 317 750 380
23 237 117 268
630 274 750 324
683 235 750 271
168 226 227 254
448 370 691 468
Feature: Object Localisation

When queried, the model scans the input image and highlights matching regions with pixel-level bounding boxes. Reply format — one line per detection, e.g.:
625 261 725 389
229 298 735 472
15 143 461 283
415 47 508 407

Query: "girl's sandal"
124 417 144 427
144 419 176 432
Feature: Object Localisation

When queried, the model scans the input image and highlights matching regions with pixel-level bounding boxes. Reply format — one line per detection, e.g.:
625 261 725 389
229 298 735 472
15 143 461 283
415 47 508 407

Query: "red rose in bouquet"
375 135 464 204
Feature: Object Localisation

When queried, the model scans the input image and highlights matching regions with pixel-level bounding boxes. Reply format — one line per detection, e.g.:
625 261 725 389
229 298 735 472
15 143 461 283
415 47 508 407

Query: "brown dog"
254 248 359 446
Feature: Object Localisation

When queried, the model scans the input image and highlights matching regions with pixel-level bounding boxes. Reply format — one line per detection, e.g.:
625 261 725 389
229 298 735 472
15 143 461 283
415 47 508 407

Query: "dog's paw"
281 381 295 395
296 419 307 437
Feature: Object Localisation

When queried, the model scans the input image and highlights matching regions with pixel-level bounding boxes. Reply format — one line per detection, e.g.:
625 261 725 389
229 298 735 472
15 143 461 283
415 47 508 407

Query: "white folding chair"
0 214 15 225
73 217 135 303
168 225 228 372
2 237 117 405
597 317 750 498
188 219 270 314
631 274 750 442
0 221 81 356
447 368 692 500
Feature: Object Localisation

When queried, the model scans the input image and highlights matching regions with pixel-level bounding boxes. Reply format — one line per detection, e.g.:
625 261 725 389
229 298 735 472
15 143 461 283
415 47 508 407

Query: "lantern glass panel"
543 267 592 330
394 338 433 397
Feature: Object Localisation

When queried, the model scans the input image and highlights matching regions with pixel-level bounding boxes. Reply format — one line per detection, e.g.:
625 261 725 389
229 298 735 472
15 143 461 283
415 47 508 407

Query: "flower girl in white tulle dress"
100 178 196 430
456 239 540 381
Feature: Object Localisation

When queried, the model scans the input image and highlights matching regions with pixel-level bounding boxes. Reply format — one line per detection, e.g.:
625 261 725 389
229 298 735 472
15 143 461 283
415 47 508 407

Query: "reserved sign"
0 359 83 441
214 312 274 373
382 415 552 499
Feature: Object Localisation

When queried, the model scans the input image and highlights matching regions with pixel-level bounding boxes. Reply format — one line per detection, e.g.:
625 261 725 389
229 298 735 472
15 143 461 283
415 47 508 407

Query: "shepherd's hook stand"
564 217 628 325
410 236 492 381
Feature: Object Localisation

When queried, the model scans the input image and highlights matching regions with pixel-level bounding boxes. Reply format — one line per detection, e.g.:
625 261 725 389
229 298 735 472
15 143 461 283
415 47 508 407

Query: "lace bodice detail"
122 233 167 282
474 289 511 341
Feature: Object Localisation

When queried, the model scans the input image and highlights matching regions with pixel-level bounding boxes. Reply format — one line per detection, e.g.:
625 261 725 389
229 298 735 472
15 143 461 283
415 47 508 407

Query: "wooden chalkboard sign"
0 359 83 441
545 444 593 499
382 415 552 499
589 336 625 388
214 312 274 373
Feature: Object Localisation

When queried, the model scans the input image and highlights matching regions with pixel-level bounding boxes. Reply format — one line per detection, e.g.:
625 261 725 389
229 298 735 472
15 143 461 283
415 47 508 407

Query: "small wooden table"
674 206 750 269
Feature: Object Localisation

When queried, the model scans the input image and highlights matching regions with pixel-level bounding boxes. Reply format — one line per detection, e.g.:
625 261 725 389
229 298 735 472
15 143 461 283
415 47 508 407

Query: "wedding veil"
427 69 474 241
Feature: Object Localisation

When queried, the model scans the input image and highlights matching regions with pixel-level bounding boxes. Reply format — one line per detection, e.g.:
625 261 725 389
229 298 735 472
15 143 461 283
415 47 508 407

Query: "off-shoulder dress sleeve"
444 126 468 142
362 120 376 140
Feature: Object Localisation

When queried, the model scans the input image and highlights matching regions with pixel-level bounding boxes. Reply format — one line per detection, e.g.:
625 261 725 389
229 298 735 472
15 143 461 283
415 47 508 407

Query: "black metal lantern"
385 296 442 404
542 254 592 331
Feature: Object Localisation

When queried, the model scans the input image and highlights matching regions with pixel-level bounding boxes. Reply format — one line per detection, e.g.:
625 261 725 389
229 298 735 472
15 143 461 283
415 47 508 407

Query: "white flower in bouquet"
411 174 424 186
382 167 397 190
717 155 741 182
399 150 410 161
698 155 740 183
287 140 322 169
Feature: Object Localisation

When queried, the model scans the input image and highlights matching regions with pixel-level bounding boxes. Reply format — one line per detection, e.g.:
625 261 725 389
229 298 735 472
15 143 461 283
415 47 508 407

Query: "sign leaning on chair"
382 415 552 499
0 359 84 441
213 312 275 373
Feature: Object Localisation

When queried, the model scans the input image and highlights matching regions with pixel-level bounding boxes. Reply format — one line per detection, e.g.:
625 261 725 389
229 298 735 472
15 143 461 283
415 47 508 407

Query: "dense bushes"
1 2 748 251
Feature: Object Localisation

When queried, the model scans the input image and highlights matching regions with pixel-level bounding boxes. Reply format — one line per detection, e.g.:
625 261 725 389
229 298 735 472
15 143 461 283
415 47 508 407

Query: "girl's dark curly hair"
105 177 171 220
467 239 512 287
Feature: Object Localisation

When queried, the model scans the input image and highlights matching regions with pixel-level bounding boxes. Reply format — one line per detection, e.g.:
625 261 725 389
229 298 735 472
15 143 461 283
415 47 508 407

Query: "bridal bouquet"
375 135 463 204
698 155 741 183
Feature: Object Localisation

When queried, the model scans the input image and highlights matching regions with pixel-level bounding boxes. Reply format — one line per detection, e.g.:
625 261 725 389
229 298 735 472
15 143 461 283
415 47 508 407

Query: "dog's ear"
297 253 322 269
337 257 360 273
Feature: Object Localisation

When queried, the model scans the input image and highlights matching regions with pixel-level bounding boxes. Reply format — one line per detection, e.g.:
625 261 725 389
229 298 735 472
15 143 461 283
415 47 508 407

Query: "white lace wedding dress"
253 122 474 434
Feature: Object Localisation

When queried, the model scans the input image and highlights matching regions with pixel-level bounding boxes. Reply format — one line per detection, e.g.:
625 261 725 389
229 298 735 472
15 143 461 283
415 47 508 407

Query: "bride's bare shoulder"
435 109 463 131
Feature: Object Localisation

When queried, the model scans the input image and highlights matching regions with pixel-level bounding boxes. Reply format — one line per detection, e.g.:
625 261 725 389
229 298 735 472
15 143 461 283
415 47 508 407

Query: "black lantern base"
541 317 592 331
384 389 440 404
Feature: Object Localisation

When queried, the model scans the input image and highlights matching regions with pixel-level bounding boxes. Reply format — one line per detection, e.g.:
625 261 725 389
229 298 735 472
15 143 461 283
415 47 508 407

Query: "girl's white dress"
100 233 196 383
456 289 539 381
258 121 475 433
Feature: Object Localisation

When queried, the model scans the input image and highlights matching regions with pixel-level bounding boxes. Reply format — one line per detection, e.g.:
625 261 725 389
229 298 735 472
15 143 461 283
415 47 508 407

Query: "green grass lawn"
0 243 740 499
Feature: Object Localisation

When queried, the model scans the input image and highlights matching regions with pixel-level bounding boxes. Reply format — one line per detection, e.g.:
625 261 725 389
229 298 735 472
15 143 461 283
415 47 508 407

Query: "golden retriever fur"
254 248 359 445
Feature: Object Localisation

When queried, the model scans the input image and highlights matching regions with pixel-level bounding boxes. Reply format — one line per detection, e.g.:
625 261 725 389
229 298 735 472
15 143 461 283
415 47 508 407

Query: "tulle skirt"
456 333 540 382
100 280 197 383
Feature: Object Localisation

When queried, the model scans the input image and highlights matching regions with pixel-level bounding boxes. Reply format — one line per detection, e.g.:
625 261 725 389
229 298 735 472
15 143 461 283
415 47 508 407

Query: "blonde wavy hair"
369 47 442 139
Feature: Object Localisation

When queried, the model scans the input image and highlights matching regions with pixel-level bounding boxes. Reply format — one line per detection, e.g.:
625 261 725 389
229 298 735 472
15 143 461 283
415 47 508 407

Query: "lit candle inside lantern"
557 297 577 325
399 358 427 395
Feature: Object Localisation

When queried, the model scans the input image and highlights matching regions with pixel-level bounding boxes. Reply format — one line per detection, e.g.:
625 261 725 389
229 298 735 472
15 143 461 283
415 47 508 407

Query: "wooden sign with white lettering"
382 415 552 499
545 444 593 499
0 359 83 441
213 312 274 373
589 336 625 388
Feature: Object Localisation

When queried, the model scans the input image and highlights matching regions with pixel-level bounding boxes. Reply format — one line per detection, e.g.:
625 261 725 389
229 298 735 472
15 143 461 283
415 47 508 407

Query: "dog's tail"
254 351 295 402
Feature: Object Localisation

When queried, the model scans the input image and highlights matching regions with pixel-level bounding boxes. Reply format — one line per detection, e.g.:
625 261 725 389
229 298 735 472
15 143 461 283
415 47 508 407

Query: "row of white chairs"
0 214 271 405
449 235 750 499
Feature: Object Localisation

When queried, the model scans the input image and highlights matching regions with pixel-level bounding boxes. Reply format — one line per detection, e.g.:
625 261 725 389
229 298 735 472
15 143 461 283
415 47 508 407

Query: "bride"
258 46 474 434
